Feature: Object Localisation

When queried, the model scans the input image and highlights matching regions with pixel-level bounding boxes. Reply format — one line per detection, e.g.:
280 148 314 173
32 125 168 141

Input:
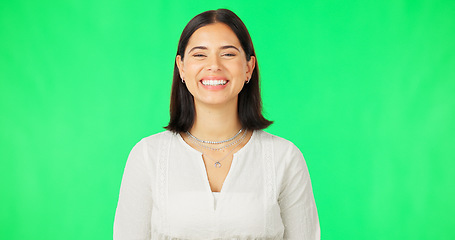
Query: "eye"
193 53 206 57
222 53 237 57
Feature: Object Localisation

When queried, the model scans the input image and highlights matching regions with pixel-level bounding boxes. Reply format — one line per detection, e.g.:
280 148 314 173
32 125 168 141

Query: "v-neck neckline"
176 130 257 194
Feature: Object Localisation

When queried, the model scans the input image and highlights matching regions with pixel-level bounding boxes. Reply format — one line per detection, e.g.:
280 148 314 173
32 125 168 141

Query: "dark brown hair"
165 9 272 132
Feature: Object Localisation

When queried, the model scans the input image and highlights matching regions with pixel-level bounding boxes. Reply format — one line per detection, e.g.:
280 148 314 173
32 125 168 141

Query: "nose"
206 55 221 72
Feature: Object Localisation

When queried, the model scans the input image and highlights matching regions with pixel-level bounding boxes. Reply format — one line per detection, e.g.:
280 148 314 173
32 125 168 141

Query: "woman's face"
176 23 255 107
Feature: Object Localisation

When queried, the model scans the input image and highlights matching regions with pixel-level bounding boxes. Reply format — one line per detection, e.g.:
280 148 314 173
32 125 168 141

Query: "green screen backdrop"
1 0 454 239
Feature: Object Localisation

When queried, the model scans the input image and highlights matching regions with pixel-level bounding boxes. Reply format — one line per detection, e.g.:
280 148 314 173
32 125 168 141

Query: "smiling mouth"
201 80 228 86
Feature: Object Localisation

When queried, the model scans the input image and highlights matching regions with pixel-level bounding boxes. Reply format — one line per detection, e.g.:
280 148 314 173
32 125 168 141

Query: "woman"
114 9 320 240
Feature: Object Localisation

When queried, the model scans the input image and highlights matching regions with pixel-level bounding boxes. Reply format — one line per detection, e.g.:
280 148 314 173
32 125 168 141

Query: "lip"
200 76 228 81
199 76 229 90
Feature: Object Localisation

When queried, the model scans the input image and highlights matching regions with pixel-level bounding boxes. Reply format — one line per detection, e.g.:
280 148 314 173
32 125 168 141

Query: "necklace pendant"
214 162 222 168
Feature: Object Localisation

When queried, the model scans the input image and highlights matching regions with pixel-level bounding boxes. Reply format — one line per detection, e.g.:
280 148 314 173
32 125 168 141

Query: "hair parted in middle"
165 9 272 133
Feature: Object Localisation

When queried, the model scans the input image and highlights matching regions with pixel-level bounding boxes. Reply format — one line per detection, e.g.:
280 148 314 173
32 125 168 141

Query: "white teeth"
201 80 227 86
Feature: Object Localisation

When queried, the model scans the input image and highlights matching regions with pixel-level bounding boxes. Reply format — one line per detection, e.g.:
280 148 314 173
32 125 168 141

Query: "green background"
1 0 454 239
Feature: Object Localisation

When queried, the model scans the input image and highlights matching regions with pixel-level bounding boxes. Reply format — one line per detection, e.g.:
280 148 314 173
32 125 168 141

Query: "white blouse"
114 130 320 240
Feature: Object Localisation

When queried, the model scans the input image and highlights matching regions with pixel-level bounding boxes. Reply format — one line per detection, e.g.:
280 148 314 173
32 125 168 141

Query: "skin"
176 23 255 192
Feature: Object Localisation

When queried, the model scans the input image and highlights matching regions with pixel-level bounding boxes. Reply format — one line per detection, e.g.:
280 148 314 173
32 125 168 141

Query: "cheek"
185 62 204 77
228 61 247 76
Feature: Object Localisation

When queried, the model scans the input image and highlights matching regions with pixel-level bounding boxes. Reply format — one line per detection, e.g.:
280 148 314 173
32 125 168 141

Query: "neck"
189 100 242 140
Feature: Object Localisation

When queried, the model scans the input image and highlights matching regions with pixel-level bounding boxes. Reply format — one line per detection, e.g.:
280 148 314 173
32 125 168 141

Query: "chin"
195 96 238 107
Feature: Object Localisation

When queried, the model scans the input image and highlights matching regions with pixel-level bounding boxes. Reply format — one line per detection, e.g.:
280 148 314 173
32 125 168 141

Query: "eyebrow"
188 45 240 53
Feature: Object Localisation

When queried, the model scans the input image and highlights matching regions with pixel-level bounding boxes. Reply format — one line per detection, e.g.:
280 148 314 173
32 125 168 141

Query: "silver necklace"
196 130 247 168
187 129 247 151
186 128 243 144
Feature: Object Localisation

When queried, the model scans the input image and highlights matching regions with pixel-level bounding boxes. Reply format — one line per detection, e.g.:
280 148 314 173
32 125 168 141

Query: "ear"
246 56 256 79
176 55 184 79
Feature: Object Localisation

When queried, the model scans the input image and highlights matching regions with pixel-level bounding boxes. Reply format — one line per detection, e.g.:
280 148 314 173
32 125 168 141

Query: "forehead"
186 23 242 50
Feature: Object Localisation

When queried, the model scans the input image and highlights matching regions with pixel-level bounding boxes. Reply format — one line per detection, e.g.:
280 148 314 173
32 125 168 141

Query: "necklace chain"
191 130 247 168
186 128 243 144
187 129 247 151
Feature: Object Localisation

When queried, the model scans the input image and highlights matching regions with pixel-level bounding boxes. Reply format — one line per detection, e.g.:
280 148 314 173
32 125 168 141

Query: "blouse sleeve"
278 144 320 240
114 140 153 240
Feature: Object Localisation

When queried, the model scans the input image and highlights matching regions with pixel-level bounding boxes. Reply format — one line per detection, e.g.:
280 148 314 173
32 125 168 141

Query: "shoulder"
254 130 302 154
140 130 176 145
129 130 178 154
255 130 308 173
126 131 178 168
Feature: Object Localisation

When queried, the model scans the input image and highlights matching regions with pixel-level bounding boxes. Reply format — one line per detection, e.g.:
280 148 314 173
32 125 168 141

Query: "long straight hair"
165 9 272 133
